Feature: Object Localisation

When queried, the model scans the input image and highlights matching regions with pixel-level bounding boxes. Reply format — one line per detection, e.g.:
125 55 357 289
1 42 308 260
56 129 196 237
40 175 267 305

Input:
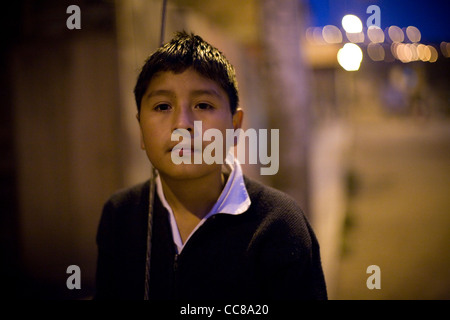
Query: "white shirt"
155 157 251 254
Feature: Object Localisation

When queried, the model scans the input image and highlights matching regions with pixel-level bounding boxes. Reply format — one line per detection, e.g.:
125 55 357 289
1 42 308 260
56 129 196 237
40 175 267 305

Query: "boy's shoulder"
242 176 318 260
242 175 313 236
103 176 308 226
105 176 305 214
104 180 150 210
243 175 304 214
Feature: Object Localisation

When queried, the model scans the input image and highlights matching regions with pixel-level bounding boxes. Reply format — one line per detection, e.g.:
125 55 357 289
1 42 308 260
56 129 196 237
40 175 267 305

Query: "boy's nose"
172 106 194 133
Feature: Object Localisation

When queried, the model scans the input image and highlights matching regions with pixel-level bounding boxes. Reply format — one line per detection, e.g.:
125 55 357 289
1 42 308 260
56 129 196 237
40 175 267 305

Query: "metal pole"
144 0 168 300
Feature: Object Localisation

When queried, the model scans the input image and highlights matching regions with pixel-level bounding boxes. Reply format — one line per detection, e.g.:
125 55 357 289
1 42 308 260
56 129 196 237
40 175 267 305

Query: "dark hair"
134 31 239 114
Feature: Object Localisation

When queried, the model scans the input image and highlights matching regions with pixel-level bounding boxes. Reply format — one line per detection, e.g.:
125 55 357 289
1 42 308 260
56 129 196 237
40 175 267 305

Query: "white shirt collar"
155 157 251 253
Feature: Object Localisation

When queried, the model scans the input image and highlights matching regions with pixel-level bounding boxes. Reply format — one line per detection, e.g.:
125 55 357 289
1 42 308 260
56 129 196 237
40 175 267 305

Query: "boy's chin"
157 163 222 181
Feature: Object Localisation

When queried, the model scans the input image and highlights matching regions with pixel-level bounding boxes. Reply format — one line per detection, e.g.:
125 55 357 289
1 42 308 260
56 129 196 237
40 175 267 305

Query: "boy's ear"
136 113 146 150
232 108 244 130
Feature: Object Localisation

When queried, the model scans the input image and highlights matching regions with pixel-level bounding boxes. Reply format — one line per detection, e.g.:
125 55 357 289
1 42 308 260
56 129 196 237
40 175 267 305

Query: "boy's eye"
195 103 214 110
154 103 171 111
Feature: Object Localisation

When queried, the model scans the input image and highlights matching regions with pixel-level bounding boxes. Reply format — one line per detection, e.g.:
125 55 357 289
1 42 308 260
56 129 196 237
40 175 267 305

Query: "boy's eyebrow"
190 89 222 99
147 89 223 100
146 89 221 98
146 89 176 99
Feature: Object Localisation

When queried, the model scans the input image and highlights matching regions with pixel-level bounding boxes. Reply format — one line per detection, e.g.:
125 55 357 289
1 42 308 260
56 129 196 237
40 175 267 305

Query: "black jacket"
95 176 327 300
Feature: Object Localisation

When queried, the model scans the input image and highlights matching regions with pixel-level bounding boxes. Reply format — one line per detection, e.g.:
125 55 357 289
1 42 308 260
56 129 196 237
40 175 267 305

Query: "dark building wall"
3 0 123 299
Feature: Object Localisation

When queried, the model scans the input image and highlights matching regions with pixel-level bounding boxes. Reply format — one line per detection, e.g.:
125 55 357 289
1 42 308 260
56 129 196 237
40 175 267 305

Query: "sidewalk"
333 117 450 299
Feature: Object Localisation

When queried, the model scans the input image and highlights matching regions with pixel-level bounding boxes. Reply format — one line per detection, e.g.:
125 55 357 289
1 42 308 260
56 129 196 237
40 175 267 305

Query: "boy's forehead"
146 68 228 99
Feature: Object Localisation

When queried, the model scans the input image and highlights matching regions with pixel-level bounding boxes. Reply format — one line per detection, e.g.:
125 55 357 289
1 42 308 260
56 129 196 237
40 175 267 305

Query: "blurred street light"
388 26 404 43
440 42 450 58
346 31 364 43
367 43 385 61
367 26 385 43
406 26 421 43
337 43 363 71
322 25 342 44
342 14 363 33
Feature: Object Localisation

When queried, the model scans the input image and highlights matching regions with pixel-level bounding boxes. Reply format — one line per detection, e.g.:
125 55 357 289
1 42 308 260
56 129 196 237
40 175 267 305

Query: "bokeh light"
388 26 404 43
367 43 385 61
406 26 421 43
346 31 364 43
417 44 431 61
322 25 342 44
342 14 363 33
440 42 450 58
367 26 385 43
337 43 363 71
306 27 327 44
428 45 438 62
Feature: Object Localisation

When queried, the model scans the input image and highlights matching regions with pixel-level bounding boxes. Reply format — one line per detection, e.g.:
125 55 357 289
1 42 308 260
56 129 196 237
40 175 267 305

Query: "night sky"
307 0 450 44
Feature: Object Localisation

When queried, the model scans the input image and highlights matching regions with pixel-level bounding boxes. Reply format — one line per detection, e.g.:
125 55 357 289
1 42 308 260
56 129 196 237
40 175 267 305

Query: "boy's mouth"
170 144 201 157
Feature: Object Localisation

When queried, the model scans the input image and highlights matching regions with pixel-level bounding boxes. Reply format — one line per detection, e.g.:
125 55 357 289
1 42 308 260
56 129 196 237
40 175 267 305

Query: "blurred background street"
1 0 449 299
334 116 450 299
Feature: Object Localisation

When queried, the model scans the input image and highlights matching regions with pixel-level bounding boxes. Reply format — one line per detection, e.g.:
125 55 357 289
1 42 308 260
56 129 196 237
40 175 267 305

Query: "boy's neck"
159 169 225 220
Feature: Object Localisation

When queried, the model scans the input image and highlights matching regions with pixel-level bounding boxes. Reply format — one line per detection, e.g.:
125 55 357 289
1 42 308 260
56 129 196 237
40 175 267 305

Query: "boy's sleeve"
256 207 328 300
94 200 116 299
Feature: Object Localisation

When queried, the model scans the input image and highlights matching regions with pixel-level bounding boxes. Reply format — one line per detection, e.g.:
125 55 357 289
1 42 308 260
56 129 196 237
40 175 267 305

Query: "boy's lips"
170 144 201 156
178 148 190 157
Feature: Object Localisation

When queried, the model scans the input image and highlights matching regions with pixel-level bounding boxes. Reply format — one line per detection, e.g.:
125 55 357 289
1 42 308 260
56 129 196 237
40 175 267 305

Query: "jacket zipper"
172 215 218 273
173 253 179 272
172 252 179 299
171 216 219 298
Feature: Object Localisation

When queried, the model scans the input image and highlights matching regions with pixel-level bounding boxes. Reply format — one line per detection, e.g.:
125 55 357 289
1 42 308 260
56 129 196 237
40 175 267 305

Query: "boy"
95 31 327 300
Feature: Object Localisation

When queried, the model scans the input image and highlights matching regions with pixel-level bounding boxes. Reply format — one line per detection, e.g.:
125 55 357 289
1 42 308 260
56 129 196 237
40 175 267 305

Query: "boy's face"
138 68 243 181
